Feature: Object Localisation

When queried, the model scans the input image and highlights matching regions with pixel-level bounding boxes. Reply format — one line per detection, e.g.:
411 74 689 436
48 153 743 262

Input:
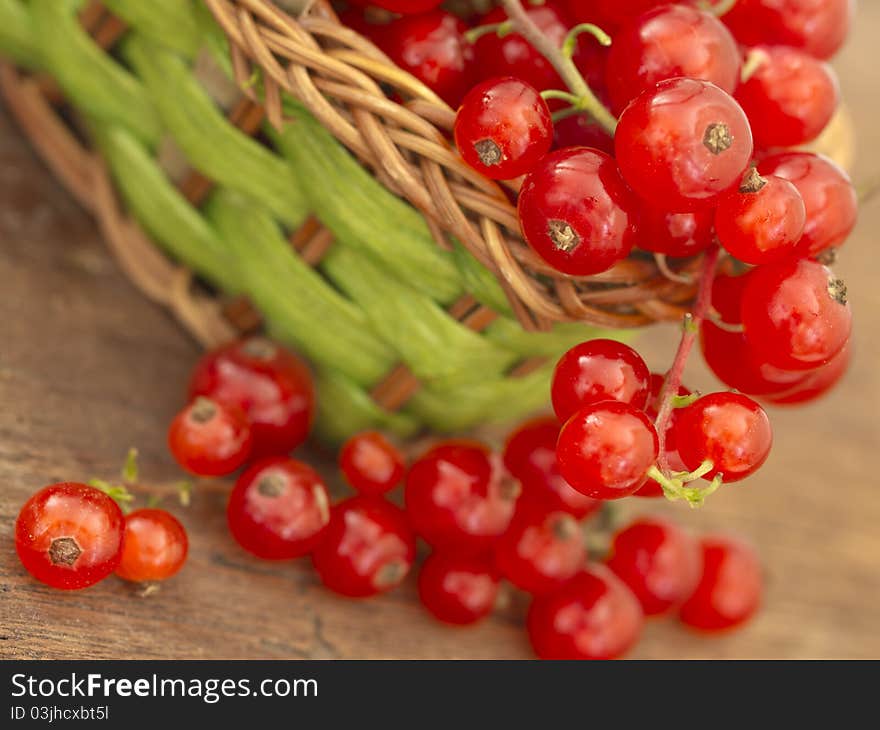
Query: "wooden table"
2 14 879 661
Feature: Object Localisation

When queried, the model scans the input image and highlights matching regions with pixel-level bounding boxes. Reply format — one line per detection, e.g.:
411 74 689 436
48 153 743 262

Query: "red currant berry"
348 0 443 14
676 392 773 482
454 77 552 180
527 565 644 660
552 113 614 156
551 339 651 422
736 46 839 149
764 342 851 406
714 168 807 265
503 417 600 520
495 508 586 595
312 496 416 598
722 0 853 60
168 397 253 477
758 152 857 257
339 431 405 497
606 518 702 616
615 78 753 211
741 257 852 371
418 552 500 625
380 10 474 108
405 441 518 555
189 338 315 458
518 147 639 276
561 0 665 33
473 4 571 94
557 402 659 500
680 535 762 632
606 5 741 114
115 509 188 583
636 206 715 259
16 483 124 590
227 457 330 560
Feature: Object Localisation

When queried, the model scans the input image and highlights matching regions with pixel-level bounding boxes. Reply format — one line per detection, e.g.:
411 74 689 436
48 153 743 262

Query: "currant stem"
498 0 618 135
654 244 722 474
562 24 612 58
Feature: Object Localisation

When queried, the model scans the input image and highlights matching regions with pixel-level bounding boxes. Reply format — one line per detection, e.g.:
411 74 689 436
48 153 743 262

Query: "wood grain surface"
1 8 879 660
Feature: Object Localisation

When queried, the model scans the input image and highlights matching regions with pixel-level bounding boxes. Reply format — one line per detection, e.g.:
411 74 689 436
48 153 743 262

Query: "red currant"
561 0 666 33
348 0 443 14
418 552 500 625
527 565 644 660
741 257 852 371
405 441 518 555
714 168 807 265
16 483 124 590
551 338 651 423
552 113 614 156
606 5 741 114
339 431 405 497
495 508 586 595
380 10 474 108
312 496 416 598
680 535 762 632
758 152 857 257
636 206 714 258
503 417 600 520
115 509 188 583
189 338 315 458
676 392 773 483
736 46 839 149
615 78 754 211
557 401 659 500
473 4 571 94
722 0 853 60
518 147 639 276
168 397 253 477
227 457 330 560
764 342 851 406
454 77 552 180
606 518 702 616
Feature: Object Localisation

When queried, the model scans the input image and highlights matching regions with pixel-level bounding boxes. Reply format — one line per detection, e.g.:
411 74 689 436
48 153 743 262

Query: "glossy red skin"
736 46 839 149
168 398 253 477
715 173 806 265
503 417 600 520
379 11 474 108
339 431 405 497
551 338 651 422
228 457 330 560
616 78 754 211
527 566 644 660
418 553 500 625
473 5 571 94
758 152 857 257
552 113 614 156
557 402 659 500
16 483 124 590
189 338 314 458
405 441 518 555
116 509 188 582
495 509 586 595
561 0 666 33
722 0 853 60
518 148 640 276
764 342 851 406
348 0 443 13
607 518 702 616
636 206 714 258
606 5 741 114
741 257 852 371
676 392 773 482
680 535 762 632
312 496 415 598
637 374 691 498
454 77 552 180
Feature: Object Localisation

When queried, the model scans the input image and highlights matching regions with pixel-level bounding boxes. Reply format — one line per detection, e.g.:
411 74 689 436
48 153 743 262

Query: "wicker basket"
0 0 853 443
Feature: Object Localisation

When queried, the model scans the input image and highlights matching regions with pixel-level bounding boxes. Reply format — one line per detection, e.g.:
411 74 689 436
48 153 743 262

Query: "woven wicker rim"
206 0 702 332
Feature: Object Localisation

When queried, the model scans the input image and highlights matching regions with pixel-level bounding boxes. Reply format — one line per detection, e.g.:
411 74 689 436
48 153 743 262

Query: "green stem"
562 23 612 58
